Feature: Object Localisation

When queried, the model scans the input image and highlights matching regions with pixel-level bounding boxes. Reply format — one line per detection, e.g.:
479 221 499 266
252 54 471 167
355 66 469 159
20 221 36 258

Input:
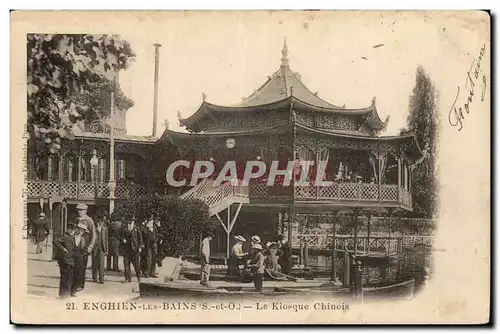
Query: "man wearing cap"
32 212 50 254
121 215 143 283
107 212 123 272
247 243 266 292
92 214 109 284
53 222 80 299
227 235 247 277
200 231 214 286
74 204 96 291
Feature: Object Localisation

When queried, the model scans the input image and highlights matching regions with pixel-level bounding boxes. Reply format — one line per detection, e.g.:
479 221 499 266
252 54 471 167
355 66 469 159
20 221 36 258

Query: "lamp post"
90 148 98 200
108 91 116 214
89 89 116 215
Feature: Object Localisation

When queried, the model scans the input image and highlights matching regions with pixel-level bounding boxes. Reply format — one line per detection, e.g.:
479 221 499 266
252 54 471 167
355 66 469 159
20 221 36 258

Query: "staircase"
179 178 249 216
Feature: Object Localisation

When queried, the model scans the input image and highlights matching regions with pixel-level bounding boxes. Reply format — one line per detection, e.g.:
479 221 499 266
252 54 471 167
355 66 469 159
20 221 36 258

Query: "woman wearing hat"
227 235 248 277
247 243 265 292
265 242 281 276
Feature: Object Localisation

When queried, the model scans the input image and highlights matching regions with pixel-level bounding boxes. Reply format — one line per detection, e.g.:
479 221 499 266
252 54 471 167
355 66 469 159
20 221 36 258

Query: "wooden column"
397 156 402 203
58 156 63 196
288 204 294 250
331 212 338 282
76 153 82 201
226 206 233 261
366 212 372 255
353 209 360 255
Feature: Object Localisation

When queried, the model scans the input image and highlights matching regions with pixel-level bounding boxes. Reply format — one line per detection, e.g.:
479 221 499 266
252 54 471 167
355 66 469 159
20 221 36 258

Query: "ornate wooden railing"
292 234 402 255
292 233 434 255
179 179 249 216
249 182 400 202
26 180 153 200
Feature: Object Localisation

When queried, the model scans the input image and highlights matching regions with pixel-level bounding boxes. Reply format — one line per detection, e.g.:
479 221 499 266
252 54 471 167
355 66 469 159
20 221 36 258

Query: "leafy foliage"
403 66 439 218
114 195 213 257
27 34 135 155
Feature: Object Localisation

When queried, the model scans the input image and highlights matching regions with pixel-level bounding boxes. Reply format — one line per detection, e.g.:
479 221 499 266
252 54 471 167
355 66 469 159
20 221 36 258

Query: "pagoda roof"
179 39 388 132
158 121 423 161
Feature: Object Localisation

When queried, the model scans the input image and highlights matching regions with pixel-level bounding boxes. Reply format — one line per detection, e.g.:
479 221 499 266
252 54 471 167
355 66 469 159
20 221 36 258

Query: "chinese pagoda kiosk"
154 39 423 265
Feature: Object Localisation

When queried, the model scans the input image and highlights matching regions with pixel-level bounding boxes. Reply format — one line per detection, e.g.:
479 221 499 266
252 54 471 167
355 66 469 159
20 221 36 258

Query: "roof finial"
202 92 207 101
281 37 289 67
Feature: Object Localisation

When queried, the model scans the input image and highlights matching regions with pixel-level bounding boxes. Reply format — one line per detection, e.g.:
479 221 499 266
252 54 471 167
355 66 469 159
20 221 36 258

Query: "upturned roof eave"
179 95 377 130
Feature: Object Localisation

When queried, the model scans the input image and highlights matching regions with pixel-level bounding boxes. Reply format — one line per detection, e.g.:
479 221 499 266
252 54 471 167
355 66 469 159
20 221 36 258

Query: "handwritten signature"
448 44 487 131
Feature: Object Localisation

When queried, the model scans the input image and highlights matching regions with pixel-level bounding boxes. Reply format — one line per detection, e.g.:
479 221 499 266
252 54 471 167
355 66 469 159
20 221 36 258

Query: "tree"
403 66 439 219
27 34 135 155
114 195 214 260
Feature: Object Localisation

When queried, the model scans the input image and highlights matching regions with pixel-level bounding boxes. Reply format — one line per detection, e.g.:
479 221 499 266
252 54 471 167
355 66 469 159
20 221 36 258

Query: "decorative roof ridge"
295 122 416 141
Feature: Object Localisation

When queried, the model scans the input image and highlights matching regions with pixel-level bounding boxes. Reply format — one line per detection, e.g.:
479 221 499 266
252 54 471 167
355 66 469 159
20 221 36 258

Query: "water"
305 250 432 289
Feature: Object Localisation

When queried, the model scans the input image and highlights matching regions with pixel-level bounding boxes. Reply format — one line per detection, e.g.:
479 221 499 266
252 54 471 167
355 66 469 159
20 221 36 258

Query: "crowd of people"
48 204 163 299
31 204 295 298
200 232 293 292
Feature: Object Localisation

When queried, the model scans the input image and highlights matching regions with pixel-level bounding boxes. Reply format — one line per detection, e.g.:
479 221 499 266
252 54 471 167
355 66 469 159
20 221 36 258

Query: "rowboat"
181 269 298 282
274 279 415 300
139 282 292 298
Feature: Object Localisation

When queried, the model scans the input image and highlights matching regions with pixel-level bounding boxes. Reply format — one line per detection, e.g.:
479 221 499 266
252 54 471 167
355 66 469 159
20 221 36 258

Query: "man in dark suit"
106 212 122 272
121 215 143 283
33 213 50 254
74 203 96 291
53 222 77 299
142 219 159 278
92 214 109 284
53 222 87 299
277 234 293 275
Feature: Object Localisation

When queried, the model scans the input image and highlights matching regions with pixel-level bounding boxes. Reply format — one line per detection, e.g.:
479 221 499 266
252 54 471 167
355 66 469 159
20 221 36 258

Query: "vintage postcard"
10 10 490 324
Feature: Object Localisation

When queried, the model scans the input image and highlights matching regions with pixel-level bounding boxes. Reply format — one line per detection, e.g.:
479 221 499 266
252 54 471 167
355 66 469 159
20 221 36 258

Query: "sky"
115 11 489 137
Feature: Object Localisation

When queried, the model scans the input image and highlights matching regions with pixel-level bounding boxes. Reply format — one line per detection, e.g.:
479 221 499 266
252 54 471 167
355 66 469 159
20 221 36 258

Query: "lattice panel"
296 113 314 126
96 183 110 198
26 181 61 198
359 184 378 200
79 182 95 199
202 112 288 132
295 185 317 199
61 182 77 199
380 185 398 201
338 183 359 200
249 183 268 198
317 184 339 199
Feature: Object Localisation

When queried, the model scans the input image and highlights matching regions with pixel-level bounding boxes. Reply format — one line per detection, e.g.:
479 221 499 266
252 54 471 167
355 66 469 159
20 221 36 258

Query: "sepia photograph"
11 10 490 324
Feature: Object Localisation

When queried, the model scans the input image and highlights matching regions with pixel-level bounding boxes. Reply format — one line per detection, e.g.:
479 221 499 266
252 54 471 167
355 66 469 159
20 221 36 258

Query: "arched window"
384 154 399 185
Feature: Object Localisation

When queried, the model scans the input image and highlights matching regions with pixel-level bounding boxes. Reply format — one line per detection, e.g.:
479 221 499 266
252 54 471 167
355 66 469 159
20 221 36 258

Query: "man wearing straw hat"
227 235 248 277
74 203 96 291
247 243 266 292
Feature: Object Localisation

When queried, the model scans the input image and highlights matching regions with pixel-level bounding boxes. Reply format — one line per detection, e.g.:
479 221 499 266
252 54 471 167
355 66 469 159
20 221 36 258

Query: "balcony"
26 180 155 201
249 182 412 208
